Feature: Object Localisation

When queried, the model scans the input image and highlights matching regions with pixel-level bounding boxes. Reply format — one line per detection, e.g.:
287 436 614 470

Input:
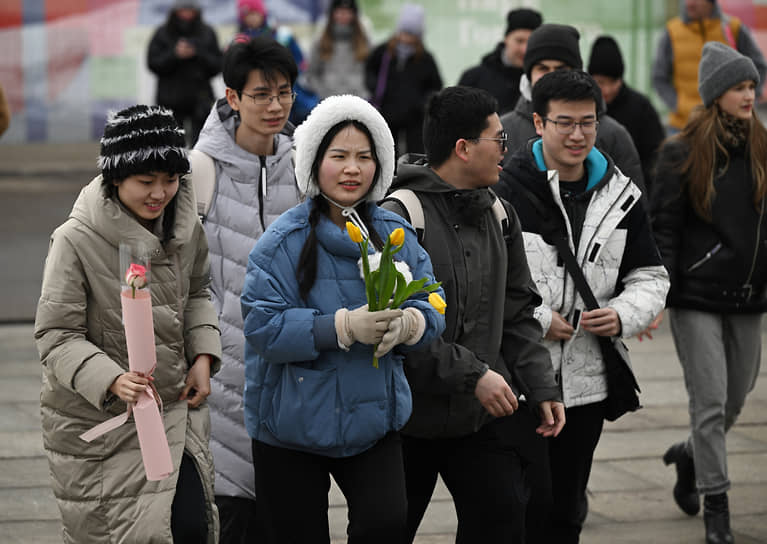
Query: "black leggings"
171 453 208 543
252 432 408 544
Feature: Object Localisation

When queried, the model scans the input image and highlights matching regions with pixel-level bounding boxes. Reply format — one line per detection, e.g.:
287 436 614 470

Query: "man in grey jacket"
193 36 301 544
381 86 565 543
500 23 647 199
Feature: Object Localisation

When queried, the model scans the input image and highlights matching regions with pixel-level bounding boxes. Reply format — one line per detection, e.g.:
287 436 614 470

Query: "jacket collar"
531 138 609 191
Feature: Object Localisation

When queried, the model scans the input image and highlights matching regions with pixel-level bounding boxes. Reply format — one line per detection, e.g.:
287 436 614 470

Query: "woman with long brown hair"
304 0 370 100
653 42 767 544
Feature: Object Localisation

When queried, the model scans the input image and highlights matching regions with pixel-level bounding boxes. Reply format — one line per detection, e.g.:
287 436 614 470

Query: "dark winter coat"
147 12 222 113
365 42 443 154
652 140 767 313
458 43 524 115
605 83 665 197
380 159 560 438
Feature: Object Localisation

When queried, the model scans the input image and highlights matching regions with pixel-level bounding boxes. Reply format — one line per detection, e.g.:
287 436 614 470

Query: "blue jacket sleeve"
241 244 323 365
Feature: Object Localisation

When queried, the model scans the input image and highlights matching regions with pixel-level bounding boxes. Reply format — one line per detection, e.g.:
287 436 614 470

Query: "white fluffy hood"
294 94 395 202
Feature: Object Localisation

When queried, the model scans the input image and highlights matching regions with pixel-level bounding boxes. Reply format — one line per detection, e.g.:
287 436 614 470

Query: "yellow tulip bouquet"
346 221 446 367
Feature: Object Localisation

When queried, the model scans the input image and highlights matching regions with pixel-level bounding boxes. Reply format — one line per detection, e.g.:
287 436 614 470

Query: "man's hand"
637 311 664 342
545 311 574 341
536 401 566 437
581 307 621 337
180 355 212 408
109 372 151 403
475 369 518 417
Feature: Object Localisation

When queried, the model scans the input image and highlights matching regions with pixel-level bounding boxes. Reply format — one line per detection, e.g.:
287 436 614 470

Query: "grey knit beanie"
698 41 759 107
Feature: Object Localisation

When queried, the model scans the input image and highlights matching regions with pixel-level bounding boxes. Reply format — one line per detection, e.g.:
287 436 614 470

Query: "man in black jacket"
381 86 565 543
500 24 647 200
147 0 223 146
588 35 665 197
458 8 542 115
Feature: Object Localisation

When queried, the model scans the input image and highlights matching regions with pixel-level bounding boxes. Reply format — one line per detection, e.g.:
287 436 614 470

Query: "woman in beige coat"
34 105 222 543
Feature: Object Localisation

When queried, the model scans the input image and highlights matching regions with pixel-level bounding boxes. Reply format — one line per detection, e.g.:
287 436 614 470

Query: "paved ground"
1 320 765 543
1 141 766 542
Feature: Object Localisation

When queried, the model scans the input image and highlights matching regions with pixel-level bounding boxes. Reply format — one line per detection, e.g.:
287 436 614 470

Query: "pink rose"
125 263 147 297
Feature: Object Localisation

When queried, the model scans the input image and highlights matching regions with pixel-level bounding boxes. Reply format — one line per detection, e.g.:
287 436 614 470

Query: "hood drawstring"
321 193 369 240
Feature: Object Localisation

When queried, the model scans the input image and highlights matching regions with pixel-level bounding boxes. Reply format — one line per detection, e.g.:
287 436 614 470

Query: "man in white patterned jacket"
494 69 669 543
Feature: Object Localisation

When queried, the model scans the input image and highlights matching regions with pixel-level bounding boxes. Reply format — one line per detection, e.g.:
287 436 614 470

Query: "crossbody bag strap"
512 183 600 311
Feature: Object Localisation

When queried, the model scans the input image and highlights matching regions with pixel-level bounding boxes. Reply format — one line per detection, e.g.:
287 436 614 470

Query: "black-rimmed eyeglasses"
543 117 599 135
470 131 508 151
241 90 297 106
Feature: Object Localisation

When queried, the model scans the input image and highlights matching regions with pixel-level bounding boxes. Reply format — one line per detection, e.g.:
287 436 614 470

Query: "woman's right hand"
109 372 152 403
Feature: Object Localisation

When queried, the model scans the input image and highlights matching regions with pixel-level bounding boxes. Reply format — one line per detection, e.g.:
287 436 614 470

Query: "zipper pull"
261 163 267 198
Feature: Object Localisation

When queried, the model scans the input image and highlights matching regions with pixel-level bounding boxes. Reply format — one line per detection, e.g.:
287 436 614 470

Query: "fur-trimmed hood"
293 94 395 202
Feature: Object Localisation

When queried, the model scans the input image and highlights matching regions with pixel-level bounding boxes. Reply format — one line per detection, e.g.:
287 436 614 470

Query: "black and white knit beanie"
98 105 189 182
698 41 759 107
294 95 395 202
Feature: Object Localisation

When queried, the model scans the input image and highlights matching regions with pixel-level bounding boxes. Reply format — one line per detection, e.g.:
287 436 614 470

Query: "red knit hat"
238 0 267 19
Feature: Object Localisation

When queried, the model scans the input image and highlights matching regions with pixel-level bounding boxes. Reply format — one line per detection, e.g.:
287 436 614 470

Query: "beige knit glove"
374 307 426 358
335 305 403 349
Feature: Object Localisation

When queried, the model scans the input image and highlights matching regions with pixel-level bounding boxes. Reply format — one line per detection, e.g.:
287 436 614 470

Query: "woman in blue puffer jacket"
241 94 445 543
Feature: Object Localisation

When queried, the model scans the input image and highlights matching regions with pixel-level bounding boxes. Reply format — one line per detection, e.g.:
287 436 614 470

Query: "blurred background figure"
147 0 223 146
588 35 664 197
231 0 318 125
0 83 9 138
458 8 542 115
365 3 443 156
304 0 370 100
652 0 767 134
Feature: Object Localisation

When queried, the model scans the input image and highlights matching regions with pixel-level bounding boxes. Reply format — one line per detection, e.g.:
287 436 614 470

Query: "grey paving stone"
0 361 42 378
737 513 767 543
0 375 44 403
0 457 50 488
594 426 766 461
0 521 63 544
0 402 42 432
0 431 44 458
0 487 60 521
588 483 766 524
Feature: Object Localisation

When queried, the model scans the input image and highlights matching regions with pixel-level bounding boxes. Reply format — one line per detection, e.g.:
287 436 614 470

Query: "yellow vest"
667 16 741 129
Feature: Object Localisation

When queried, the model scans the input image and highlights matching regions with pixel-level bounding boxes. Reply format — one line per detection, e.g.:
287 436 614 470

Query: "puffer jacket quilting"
35 176 222 543
194 99 301 498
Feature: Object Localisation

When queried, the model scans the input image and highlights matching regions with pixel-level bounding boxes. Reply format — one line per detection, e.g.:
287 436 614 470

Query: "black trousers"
547 401 605 543
251 432 408 544
216 495 272 544
512 401 605 543
402 415 528 544
171 453 208 544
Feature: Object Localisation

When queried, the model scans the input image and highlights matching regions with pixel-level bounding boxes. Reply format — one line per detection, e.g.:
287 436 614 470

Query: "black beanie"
330 0 357 14
588 36 624 79
523 24 582 78
505 8 542 36
98 105 189 182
